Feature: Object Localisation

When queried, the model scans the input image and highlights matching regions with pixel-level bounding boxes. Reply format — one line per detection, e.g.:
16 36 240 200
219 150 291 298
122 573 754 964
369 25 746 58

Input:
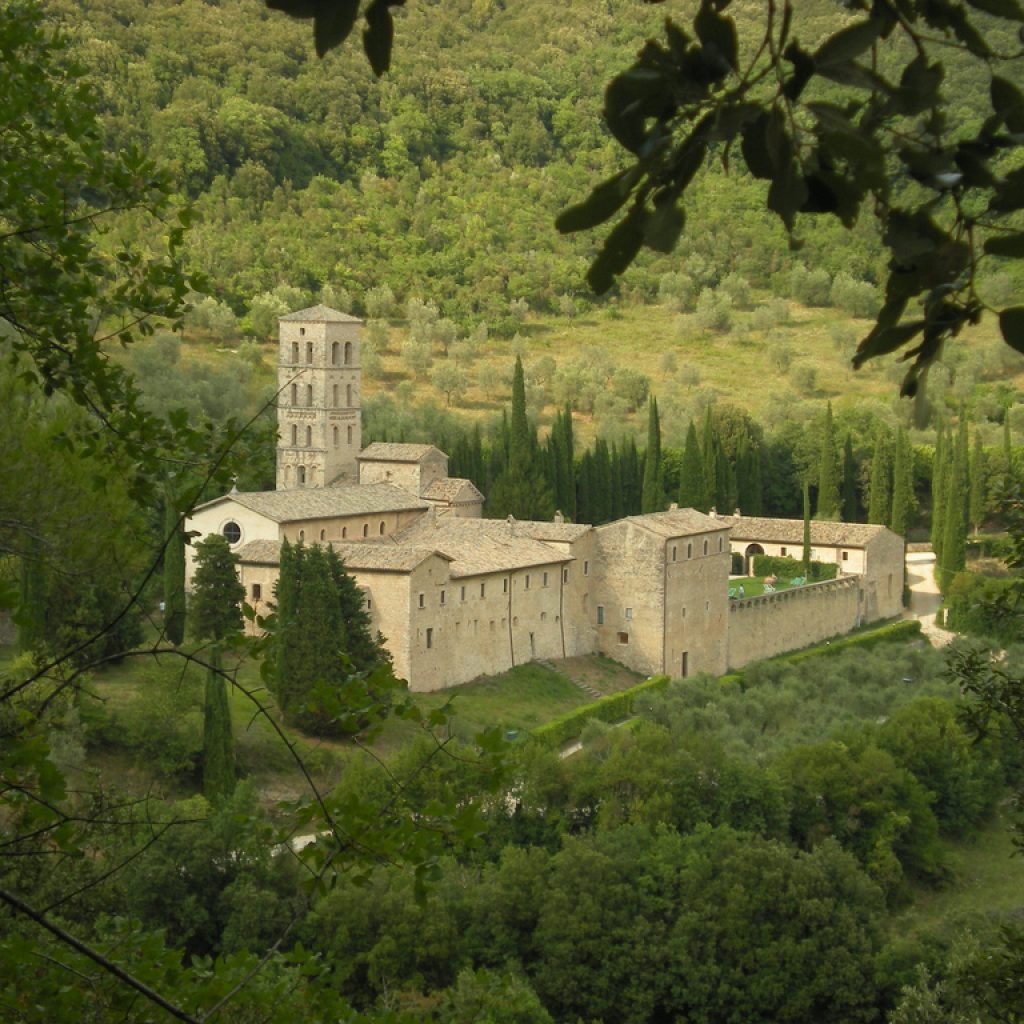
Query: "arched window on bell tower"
332 384 338 406
332 342 339 365
333 426 339 447
290 424 297 446
306 384 313 406
306 425 312 447
306 341 313 363
347 424 353 445
291 342 299 363
344 341 353 365
346 383 352 406
290 383 298 405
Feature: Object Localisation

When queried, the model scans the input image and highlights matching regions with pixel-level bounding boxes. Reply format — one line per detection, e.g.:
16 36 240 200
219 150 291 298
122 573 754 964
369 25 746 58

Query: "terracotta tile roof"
616 507 725 539
358 442 446 463
279 304 362 323
718 515 893 547
514 520 593 542
422 478 485 503
194 483 428 523
395 516 571 577
236 538 449 573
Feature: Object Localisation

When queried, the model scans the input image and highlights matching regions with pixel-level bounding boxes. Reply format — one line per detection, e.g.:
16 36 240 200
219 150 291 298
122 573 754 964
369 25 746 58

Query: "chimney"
554 510 564 524
734 507 741 517
709 507 718 519
669 502 678 511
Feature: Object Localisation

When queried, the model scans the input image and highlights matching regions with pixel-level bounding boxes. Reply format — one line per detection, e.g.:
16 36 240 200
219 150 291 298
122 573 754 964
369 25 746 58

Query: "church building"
185 307 905 691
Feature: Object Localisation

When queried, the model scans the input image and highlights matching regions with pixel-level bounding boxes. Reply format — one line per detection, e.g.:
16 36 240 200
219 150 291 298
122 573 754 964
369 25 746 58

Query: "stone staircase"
537 659 602 700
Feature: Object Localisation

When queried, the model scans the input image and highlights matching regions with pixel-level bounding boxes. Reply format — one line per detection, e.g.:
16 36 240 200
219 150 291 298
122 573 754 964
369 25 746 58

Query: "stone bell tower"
276 305 362 490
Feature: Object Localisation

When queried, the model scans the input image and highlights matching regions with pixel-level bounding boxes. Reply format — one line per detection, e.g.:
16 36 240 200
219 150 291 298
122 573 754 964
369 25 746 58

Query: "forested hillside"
51 0 1024 331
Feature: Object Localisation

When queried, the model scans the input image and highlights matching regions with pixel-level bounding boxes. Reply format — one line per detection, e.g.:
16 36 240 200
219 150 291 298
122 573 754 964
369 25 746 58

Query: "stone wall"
725 576 862 670
279 508 424 546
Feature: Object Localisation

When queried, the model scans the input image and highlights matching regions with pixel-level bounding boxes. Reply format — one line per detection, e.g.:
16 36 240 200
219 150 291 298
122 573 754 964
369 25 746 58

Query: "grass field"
178 295 1024 449
891 808 1024 945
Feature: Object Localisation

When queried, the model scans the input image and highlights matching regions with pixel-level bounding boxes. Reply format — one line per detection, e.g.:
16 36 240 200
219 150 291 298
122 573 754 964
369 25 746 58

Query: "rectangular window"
440 590 446 605
672 545 677 562
687 543 692 559
426 627 433 649
597 605 604 625
625 607 633 620
525 574 531 590
418 593 425 609
480 583 486 597
542 572 549 587
681 651 689 677
503 578 508 593
584 560 589 576
562 567 569 583
251 583 262 600
781 547 787 556
617 631 629 645
461 586 466 601
366 597 372 611
842 550 849 561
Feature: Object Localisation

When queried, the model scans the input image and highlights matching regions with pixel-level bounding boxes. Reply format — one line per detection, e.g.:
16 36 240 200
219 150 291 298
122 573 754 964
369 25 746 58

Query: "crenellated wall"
726 576 863 670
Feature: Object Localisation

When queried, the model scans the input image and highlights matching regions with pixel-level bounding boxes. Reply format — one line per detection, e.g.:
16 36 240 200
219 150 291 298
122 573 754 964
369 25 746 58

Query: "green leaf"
984 232 1024 257
767 161 808 232
741 112 773 179
966 0 1024 20
556 171 633 234
363 0 404 76
694 0 738 72
586 204 646 294
853 319 926 367
999 306 1024 354
814 17 884 68
313 0 359 58
991 75 1024 133
643 198 685 253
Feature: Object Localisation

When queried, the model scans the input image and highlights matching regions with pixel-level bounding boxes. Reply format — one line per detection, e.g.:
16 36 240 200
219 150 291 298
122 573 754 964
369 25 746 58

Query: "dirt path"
904 551 956 647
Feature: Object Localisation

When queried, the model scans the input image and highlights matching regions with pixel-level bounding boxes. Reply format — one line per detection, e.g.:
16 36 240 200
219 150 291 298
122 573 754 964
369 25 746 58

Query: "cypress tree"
716 439 736 512
163 486 187 646
622 436 642 514
576 450 593 525
678 421 703 509
802 477 812 574
939 442 967 592
931 420 948 561
701 407 718 511
326 545 381 672
815 402 840 520
890 427 913 537
190 533 244 804
274 538 301 713
748 441 764 515
867 427 892 525
1004 414 1014 486
594 438 613 524
969 430 985 535
609 442 625 521
641 396 664 513
841 434 858 522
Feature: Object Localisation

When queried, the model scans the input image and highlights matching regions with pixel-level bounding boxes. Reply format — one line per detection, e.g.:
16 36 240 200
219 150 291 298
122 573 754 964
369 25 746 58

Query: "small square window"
625 607 633 620
842 550 849 561
781 547 788 556
251 583 262 600
617 631 629 645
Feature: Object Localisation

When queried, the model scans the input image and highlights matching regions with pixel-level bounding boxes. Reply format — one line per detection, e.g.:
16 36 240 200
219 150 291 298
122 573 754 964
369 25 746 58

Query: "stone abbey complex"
186 307 906 691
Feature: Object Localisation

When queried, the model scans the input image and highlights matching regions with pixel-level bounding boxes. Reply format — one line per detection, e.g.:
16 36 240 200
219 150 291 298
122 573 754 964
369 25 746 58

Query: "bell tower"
276 305 362 490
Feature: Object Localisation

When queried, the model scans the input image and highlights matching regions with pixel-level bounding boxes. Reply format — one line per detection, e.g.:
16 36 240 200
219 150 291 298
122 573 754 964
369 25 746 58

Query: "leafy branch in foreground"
553 0 1024 395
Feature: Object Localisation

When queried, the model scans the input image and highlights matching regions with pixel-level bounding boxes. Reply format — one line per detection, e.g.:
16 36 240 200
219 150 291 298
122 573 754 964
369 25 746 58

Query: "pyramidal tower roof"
278 304 363 323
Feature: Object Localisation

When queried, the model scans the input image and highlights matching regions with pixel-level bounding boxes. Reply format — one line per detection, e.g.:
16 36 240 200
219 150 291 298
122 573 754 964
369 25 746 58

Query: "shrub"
752 555 838 581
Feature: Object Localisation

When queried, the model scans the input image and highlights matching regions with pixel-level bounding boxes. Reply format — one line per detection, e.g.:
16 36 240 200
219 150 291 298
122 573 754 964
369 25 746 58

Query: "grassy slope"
180 296 1024 450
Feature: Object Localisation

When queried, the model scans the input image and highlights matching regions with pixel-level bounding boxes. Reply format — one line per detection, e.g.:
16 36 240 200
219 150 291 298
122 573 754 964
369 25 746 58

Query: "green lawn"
728 575 808 597
890 809 1024 945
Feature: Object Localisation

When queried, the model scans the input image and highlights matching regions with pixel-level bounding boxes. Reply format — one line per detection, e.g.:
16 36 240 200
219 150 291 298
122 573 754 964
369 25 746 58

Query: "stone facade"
184 305 909 694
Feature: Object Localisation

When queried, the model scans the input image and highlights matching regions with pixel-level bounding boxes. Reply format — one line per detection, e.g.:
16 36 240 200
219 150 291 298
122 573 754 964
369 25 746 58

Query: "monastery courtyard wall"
725 575 863 670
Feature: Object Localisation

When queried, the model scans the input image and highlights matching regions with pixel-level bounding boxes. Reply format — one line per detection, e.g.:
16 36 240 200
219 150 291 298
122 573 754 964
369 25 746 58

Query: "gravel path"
904 551 956 648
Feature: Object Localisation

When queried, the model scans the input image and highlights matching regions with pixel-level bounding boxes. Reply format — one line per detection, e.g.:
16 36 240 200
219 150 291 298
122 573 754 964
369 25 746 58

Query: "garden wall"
726 576 862 670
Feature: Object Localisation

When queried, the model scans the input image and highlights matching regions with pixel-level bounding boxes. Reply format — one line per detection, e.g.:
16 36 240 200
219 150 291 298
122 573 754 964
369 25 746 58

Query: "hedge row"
752 555 838 581
766 617 922 667
532 674 671 749
532 620 923 749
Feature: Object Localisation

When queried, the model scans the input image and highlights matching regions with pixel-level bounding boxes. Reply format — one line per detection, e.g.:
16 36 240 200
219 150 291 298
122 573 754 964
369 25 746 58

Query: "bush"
532 675 671 748
945 571 1022 645
695 288 733 332
752 555 838 581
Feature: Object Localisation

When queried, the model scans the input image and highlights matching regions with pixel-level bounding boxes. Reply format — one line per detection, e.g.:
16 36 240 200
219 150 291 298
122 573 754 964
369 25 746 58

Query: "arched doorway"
744 543 764 576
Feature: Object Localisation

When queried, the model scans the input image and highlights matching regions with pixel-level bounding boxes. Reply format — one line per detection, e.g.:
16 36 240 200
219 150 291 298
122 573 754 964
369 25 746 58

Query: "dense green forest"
4 0 1024 1020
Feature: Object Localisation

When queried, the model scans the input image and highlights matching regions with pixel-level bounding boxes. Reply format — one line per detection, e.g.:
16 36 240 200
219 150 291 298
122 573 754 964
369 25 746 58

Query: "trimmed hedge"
532 674 670 749
752 555 838 581
767 618 922 667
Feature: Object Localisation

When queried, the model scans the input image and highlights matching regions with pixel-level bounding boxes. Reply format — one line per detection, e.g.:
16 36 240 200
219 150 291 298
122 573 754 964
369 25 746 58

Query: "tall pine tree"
641 395 664 513
815 402 840 520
